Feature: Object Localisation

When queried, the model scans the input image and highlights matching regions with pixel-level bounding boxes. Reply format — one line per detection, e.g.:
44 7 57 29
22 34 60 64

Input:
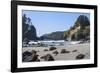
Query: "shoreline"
22 43 90 61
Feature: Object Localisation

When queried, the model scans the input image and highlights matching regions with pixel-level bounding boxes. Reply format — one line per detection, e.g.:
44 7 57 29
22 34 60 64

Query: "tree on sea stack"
22 14 37 42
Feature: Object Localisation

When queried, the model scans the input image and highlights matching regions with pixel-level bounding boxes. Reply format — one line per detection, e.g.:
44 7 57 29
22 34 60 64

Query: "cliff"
22 14 37 42
64 15 90 41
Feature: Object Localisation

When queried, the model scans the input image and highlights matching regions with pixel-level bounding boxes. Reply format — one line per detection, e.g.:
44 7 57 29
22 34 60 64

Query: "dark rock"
32 54 40 62
49 47 57 51
60 49 70 54
31 50 37 54
53 50 59 55
22 51 40 62
44 49 48 51
22 51 33 62
72 50 78 52
76 54 85 59
40 55 45 59
40 54 54 61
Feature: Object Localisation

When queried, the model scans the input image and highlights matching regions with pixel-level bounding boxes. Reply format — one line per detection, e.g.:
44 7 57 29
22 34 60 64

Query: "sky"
22 10 90 37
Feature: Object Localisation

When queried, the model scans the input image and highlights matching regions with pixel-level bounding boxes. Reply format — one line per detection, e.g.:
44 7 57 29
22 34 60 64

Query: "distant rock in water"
75 54 85 60
60 49 70 54
49 47 57 51
40 54 54 61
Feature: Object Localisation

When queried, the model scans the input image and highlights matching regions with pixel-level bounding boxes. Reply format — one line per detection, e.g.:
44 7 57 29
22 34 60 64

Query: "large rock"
22 50 40 62
22 51 33 62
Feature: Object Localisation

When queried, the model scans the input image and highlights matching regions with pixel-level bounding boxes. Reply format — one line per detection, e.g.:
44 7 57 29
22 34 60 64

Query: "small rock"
44 49 48 51
60 49 70 54
72 50 77 52
40 54 54 61
31 50 37 54
76 54 85 60
32 54 40 62
49 47 57 51
53 50 59 55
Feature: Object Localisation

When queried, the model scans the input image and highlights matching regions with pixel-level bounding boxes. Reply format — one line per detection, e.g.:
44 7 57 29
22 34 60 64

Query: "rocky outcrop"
64 15 90 41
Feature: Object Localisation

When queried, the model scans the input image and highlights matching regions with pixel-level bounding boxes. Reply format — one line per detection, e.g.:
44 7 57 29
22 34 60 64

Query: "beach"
22 42 90 61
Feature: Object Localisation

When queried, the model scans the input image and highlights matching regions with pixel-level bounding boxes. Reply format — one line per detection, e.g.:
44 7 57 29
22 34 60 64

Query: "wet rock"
49 47 57 51
76 54 85 59
40 54 54 61
53 50 59 56
60 49 70 54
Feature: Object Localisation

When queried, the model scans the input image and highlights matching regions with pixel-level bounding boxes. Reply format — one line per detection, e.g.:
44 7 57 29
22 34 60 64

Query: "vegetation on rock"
22 14 37 43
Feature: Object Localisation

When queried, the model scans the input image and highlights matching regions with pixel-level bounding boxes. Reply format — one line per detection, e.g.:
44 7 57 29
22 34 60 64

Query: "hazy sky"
22 10 90 37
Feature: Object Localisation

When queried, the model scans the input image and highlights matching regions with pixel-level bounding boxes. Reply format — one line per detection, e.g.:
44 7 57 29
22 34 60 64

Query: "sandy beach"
22 43 90 61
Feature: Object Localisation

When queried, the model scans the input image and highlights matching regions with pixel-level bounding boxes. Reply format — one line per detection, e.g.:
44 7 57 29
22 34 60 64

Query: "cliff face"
64 15 90 41
22 14 37 42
